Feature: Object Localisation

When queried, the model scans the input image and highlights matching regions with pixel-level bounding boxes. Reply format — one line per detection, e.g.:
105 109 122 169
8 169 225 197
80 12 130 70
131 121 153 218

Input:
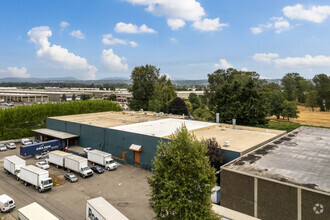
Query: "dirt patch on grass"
50 173 65 186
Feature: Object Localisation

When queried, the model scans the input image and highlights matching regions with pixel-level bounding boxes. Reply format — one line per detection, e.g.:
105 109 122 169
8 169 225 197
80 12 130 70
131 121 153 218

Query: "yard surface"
269 106 330 128
0 145 154 220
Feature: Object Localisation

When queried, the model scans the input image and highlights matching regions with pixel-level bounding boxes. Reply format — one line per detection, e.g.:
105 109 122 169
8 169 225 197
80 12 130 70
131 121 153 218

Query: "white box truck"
86 197 128 220
64 154 93 178
4 155 26 181
47 150 71 168
88 150 117 171
18 202 59 220
20 165 53 193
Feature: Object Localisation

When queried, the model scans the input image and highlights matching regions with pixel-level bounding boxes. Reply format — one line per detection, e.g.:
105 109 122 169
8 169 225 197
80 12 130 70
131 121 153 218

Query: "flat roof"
50 111 182 128
191 124 284 153
87 197 128 220
112 118 216 138
32 128 79 139
18 202 59 220
223 127 330 194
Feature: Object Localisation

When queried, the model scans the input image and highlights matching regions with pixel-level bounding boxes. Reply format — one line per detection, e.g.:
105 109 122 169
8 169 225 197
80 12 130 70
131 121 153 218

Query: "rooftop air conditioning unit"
224 141 230 147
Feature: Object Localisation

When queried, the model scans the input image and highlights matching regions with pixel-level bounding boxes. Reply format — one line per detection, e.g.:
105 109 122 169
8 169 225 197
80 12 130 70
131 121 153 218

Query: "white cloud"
274 55 330 68
60 21 69 31
271 17 291 33
283 4 330 23
214 59 233 69
125 0 205 21
192 18 228 32
241 67 249 71
251 17 291 34
28 26 97 80
170 37 178 43
114 22 156 34
0 67 30 78
253 53 279 63
70 30 85 39
167 18 186 30
101 49 129 72
102 34 138 47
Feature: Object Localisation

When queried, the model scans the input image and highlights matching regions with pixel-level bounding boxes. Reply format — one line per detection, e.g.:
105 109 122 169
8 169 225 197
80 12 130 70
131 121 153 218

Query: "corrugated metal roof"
87 197 128 220
32 128 79 139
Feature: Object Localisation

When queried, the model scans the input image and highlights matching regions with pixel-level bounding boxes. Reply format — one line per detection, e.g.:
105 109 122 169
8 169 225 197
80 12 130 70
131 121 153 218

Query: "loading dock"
32 128 79 149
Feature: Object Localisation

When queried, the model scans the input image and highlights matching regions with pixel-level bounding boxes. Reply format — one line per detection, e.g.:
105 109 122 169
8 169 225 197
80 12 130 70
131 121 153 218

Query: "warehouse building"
44 111 284 169
0 92 49 103
220 127 330 220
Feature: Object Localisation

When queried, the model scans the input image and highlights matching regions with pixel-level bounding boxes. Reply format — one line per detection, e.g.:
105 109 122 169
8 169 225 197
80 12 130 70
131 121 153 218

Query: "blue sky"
1 0 330 80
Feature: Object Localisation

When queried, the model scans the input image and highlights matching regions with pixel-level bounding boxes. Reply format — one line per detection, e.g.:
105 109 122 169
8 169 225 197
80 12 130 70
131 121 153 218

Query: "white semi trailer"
20 165 53 193
17 202 59 220
47 150 72 168
86 197 128 220
87 150 117 171
64 154 93 178
4 155 26 180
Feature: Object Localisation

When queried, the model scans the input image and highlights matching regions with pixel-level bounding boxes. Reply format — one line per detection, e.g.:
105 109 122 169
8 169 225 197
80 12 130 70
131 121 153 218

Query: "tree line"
129 65 330 126
0 100 122 141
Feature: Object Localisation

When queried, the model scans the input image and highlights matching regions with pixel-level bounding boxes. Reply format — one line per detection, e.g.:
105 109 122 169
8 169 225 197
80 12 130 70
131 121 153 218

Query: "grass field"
269 106 330 128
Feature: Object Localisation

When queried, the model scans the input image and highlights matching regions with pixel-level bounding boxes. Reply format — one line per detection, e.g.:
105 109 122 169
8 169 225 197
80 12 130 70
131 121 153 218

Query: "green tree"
281 73 299 101
281 100 299 121
268 91 285 119
148 75 176 113
313 74 330 111
185 101 193 115
107 94 117 101
129 65 160 111
61 93 67 102
169 97 188 115
188 93 201 110
72 93 76 101
192 105 214 122
207 69 267 125
306 90 318 111
148 126 218 220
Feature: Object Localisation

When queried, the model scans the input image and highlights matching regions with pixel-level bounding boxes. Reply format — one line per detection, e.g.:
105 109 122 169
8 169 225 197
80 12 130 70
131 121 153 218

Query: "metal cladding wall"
302 189 330 220
46 118 166 170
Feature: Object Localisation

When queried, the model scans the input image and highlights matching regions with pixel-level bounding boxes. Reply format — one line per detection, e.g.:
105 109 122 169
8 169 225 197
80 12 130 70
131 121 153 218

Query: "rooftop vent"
221 126 226 131
224 141 230 147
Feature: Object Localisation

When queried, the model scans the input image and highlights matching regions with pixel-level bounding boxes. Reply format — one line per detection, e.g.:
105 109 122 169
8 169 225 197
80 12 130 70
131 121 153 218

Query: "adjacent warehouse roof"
32 128 79 139
112 118 215 138
223 127 330 194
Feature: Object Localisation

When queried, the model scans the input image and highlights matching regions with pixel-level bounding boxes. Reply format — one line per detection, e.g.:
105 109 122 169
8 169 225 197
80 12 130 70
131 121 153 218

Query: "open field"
0 145 154 220
269 106 330 127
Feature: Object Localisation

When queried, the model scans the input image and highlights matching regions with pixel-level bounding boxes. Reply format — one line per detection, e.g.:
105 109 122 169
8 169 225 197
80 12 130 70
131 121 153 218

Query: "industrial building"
0 92 49 103
220 127 330 220
43 111 284 169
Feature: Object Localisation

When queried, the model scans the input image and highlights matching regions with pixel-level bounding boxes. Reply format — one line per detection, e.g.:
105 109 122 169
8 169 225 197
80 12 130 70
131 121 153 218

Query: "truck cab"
39 178 53 192
105 158 117 171
80 167 93 178
15 169 21 180
0 194 15 213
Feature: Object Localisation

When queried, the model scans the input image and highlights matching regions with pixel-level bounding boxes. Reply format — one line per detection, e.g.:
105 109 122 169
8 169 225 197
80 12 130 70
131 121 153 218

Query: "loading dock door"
129 144 142 164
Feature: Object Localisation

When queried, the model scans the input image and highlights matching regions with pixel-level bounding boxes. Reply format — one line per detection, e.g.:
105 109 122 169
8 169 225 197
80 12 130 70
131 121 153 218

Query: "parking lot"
0 144 154 220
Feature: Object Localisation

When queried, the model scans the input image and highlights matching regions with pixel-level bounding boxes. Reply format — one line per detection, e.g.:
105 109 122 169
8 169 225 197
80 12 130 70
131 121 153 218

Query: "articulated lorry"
47 150 72 168
87 150 117 171
86 197 128 220
4 155 26 181
20 165 53 193
18 202 59 220
64 155 93 178
20 139 64 156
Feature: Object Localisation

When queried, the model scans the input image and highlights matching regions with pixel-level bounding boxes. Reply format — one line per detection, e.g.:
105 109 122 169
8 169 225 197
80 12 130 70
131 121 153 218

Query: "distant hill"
0 77 78 83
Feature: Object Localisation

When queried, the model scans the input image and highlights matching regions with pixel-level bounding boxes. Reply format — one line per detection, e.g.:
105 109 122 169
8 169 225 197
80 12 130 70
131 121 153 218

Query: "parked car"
0 194 15 212
0 144 7 151
21 138 32 145
83 147 92 153
35 152 49 160
64 173 78 183
5 103 14 107
36 161 50 170
6 142 16 149
90 165 104 174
